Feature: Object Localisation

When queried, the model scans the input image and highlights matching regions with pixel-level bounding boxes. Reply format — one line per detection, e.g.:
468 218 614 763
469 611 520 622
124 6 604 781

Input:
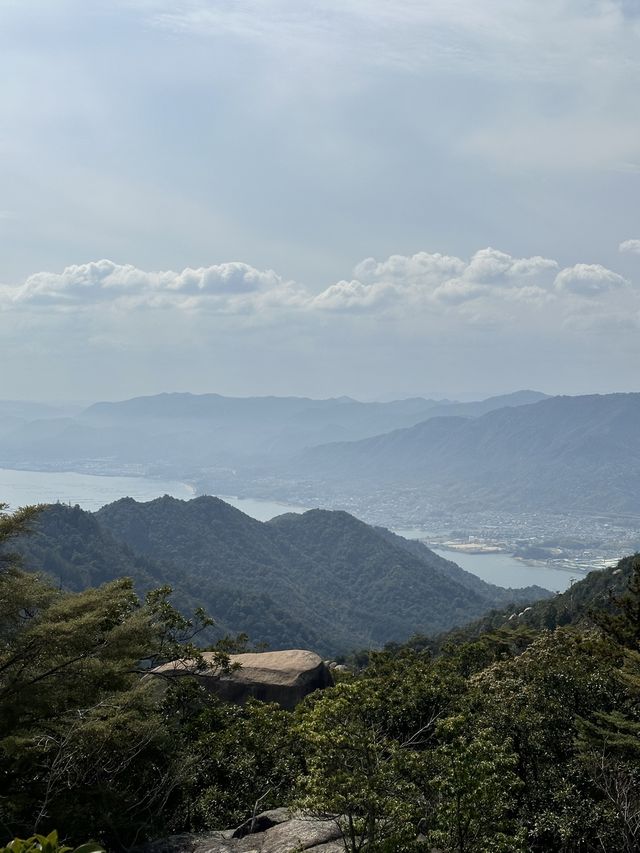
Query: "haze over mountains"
288 393 640 515
1 389 639 550
11 496 550 656
0 389 547 472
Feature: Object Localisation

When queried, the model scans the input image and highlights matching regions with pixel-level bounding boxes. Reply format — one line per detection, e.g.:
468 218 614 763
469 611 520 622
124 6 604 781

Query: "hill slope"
290 393 640 514
10 497 552 655
429 552 640 650
13 502 328 652
0 390 547 472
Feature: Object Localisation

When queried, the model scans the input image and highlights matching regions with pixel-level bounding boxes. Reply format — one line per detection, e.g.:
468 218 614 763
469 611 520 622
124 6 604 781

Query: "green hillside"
14 502 327 652
3 495 638 852
421 552 640 652
11 496 551 655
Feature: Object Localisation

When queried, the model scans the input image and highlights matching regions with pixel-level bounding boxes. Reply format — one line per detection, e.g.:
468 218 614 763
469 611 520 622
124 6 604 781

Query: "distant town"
195 472 639 576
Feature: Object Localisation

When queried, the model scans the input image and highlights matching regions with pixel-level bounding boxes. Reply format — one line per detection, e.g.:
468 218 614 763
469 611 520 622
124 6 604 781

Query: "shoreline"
0 468 625 578
431 544 592 576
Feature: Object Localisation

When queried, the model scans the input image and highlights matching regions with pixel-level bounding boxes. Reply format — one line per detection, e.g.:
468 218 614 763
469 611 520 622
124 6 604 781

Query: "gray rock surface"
232 807 291 838
257 817 341 853
152 650 333 710
137 811 343 853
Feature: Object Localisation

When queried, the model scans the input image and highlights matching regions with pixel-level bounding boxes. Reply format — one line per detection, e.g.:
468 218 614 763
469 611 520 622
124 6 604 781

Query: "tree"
576 556 640 852
591 554 640 652
470 628 624 851
0 504 224 848
164 690 300 832
295 678 428 852
426 717 524 853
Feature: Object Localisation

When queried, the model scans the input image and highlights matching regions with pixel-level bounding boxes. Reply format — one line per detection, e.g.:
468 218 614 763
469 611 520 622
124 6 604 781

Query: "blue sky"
1 0 639 400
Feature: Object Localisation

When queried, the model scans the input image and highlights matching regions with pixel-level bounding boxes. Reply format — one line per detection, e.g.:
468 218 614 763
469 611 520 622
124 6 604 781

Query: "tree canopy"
1 501 639 852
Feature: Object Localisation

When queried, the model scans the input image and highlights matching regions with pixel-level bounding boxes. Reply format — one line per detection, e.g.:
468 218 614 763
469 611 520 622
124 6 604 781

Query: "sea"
0 467 574 591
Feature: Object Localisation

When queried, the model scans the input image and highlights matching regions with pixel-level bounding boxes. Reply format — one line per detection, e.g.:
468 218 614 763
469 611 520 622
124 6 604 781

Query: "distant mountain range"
2 389 638 523
0 389 548 473
287 393 640 514
11 496 550 655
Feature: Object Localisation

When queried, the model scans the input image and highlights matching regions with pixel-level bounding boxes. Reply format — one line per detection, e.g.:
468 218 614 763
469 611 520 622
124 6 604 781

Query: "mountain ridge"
288 392 640 514
9 496 552 655
0 389 548 472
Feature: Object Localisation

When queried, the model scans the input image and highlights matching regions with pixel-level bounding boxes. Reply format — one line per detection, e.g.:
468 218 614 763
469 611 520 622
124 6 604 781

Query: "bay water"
1 467 573 590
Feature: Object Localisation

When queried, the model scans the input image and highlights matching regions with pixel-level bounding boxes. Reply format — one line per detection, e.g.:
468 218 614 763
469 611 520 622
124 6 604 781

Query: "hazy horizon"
4 386 640 409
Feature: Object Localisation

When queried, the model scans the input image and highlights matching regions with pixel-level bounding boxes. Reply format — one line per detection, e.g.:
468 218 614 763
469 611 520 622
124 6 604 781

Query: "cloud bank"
2 246 637 328
3 260 301 313
2 243 638 399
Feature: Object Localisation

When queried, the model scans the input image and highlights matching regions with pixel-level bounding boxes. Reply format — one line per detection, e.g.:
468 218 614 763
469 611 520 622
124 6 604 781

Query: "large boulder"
136 810 343 853
152 649 332 710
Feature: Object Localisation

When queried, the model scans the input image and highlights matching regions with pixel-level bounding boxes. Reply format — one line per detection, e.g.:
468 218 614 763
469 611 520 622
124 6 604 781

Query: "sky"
1 0 639 401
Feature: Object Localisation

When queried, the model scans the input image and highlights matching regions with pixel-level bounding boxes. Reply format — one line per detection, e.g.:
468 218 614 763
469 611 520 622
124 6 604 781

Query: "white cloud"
2 245 638 399
460 248 558 286
354 252 465 287
2 249 635 337
311 279 398 312
318 248 560 312
554 263 629 296
619 239 640 254
2 259 299 313
431 279 487 305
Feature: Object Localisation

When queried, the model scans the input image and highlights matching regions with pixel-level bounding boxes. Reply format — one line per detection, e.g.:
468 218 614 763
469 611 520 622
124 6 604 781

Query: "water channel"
1 467 574 590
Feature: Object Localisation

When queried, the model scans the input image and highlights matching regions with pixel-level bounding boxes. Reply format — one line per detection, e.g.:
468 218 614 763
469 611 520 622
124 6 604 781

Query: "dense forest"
1 504 639 852
11 497 548 655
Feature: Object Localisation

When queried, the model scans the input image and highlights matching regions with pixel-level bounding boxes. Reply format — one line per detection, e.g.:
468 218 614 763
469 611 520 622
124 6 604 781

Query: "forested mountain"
11 496 550 655
289 392 640 513
0 389 546 472
14 502 329 653
3 494 639 852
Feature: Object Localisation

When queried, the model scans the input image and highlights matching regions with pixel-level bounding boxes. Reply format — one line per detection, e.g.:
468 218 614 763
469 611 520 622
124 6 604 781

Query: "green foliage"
591 554 640 651
294 677 429 852
341 564 640 853
0 505 228 848
4 499 640 853
573 561 640 852
0 571 175 845
0 831 103 853
0 502 42 556
163 686 301 831
467 629 626 851
430 555 640 651
427 718 525 853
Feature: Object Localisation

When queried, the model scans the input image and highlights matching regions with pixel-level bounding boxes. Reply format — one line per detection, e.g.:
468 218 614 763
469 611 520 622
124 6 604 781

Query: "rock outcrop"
152 649 332 710
137 809 343 853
